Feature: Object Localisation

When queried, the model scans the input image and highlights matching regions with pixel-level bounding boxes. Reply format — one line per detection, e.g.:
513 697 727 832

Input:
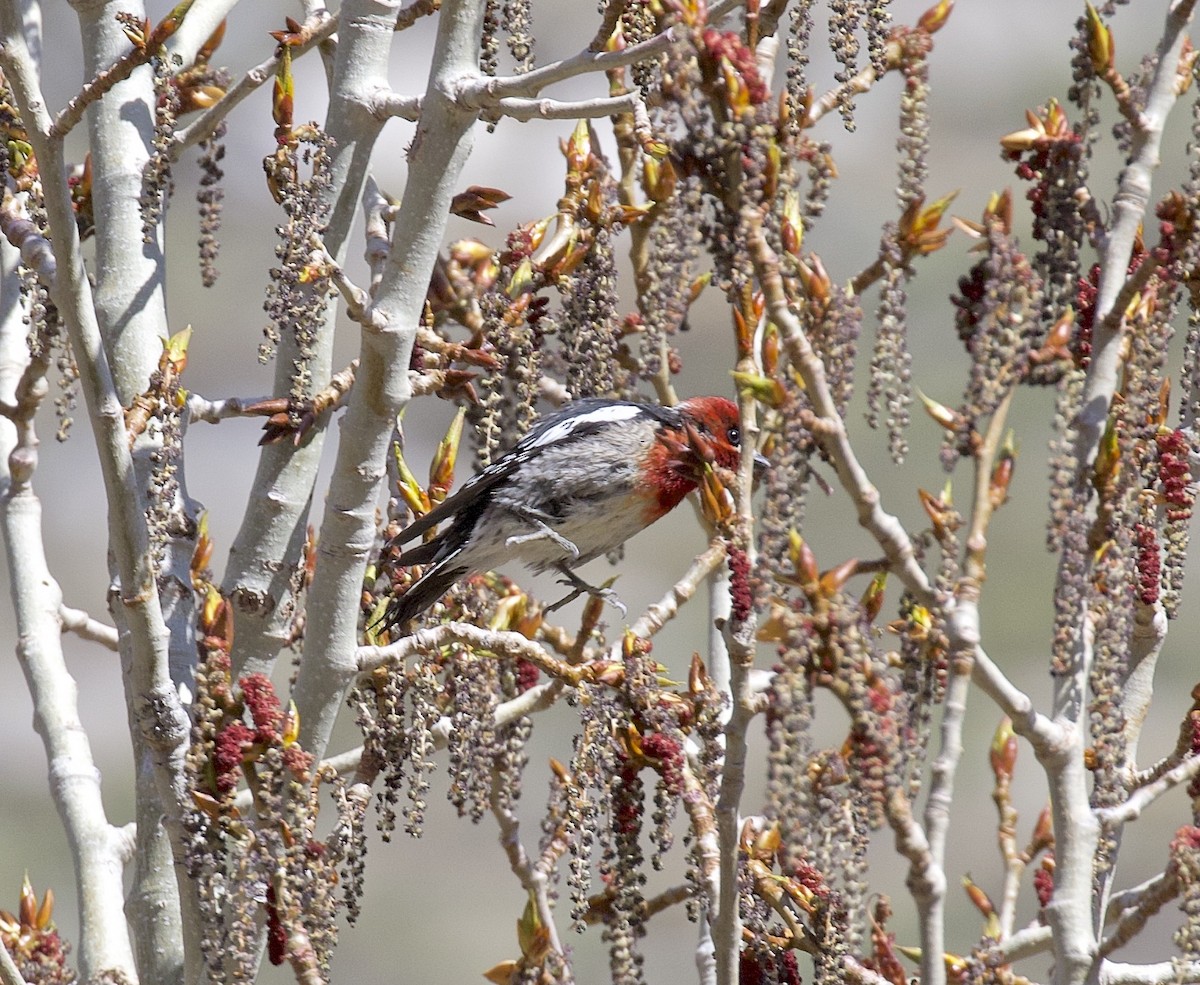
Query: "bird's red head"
676 396 744 473
640 396 747 518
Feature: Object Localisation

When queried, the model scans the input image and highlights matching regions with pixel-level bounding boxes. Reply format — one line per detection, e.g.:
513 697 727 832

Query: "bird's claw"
547 566 626 617
594 586 627 618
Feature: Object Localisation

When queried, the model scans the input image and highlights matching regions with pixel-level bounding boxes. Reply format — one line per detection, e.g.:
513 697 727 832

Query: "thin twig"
745 214 934 605
58 605 120 650
1099 866 1179 957
184 393 276 424
1098 754 1200 828
803 48 892 130
362 177 391 295
985 922 1053 963
963 386 1016 582
1098 960 1200 985
627 540 726 639
917 618 973 985
587 0 629 52
50 46 149 139
170 12 338 158
465 0 739 104
490 772 572 977
395 0 441 31
969 643 1060 757
0 941 28 985
365 91 422 120
581 884 691 926
1097 252 1163 339
488 93 638 122
357 621 592 684
0 191 57 284
679 757 720 903
843 958 904 985
310 236 384 329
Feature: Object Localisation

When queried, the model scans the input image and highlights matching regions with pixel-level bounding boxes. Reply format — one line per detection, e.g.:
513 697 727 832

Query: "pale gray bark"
0 233 137 983
294 0 485 759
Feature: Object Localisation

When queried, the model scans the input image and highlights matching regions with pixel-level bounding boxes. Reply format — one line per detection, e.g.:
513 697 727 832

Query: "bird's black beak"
752 451 770 477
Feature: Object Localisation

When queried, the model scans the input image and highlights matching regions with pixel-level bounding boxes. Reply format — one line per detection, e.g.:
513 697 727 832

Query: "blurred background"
2 0 1198 981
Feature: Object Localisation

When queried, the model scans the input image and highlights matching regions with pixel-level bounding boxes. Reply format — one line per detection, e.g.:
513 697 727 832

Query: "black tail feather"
374 563 468 635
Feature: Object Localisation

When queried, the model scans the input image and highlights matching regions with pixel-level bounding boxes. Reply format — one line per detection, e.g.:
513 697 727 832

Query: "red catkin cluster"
265 885 286 966
213 721 254 794
281 744 314 780
1033 860 1055 908
1157 429 1194 522
738 949 801 985
727 545 753 622
1188 709 1200 757
498 223 541 266
1073 251 1150 371
793 860 831 899
642 732 684 796
1172 826 1200 853
1073 264 1098 368
613 761 643 837
514 657 541 693
701 29 770 105
1134 523 1161 606
240 672 283 742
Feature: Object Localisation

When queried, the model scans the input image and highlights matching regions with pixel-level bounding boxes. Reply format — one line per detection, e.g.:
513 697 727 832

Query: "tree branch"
626 539 726 640
491 773 573 977
462 0 739 104
68 3 199 976
1098 753 1200 828
1099 865 1178 957
171 11 339 158
0 190 56 283
0 234 133 979
363 90 423 120
0 942 28 985
50 44 148 140
1119 600 1169 772
1042 7 1196 980
1100 961 1200 985
487 93 639 122
745 214 935 605
986 923 1054 963
294 0 487 762
915 626 969 985
358 621 594 683
968 643 1059 754
220 0 393 680
58 605 120 651
0 17 192 982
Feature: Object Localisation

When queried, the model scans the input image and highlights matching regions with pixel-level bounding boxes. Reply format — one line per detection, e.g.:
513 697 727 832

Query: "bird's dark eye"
727 426 740 445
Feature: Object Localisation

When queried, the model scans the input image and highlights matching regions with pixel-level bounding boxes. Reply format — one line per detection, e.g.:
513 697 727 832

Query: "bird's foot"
506 516 580 558
546 565 626 617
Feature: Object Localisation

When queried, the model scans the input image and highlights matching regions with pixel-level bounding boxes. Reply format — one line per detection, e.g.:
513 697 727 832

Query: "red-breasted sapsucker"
377 396 764 633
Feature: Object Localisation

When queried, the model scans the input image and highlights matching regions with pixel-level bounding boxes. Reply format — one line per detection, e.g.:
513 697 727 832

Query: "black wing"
387 398 675 548
388 446 525 549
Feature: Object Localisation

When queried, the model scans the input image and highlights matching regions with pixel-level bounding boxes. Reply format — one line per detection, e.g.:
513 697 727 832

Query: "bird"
374 395 765 634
